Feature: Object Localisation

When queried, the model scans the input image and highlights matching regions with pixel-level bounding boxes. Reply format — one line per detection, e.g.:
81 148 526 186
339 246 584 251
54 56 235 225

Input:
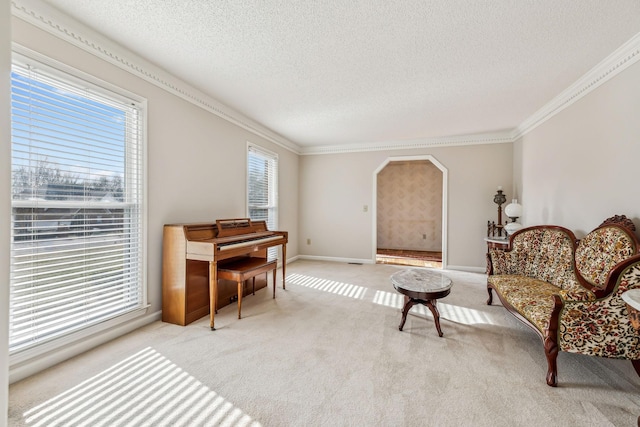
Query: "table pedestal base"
398 296 444 337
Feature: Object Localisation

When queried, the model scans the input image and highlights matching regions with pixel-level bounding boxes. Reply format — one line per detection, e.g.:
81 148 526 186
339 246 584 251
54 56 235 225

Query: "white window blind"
247 144 278 259
10 56 146 354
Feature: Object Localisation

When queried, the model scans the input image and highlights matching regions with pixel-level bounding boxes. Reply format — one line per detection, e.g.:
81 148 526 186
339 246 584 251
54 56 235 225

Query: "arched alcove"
372 155 448 268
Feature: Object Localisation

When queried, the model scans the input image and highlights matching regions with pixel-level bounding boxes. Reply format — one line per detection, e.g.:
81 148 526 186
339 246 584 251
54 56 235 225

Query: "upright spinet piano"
162 218 288 328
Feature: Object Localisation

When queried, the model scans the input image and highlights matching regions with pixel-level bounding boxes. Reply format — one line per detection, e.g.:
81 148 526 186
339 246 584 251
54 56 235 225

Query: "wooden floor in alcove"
376 249 442 268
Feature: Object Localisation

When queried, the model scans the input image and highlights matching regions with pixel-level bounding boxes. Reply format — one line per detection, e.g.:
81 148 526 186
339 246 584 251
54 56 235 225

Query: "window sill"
9 305 158 384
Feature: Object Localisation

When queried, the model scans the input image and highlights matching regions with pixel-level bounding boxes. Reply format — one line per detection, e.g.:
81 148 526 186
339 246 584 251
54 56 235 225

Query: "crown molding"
299 131 514 155
302 31 640 153
11 0 302 155
512 31 640 140
295 31 640 155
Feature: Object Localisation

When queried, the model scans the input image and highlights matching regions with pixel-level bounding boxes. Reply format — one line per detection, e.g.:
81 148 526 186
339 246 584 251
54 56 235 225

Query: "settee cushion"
488 275 560 333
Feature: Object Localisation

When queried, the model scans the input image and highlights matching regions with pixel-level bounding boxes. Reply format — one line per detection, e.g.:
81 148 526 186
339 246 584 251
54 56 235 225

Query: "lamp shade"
504 199 522 219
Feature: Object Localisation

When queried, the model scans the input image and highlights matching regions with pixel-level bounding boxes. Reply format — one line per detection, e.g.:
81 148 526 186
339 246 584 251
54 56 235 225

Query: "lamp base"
504 222 523 235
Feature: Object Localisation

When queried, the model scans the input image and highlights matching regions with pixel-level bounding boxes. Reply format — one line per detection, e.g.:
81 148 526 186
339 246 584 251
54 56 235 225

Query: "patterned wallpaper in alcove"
377 160 443 252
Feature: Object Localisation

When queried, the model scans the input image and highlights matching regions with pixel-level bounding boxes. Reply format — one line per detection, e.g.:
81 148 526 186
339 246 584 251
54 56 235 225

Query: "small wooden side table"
391 268 452 337
484 237 509 274
485 237 509 250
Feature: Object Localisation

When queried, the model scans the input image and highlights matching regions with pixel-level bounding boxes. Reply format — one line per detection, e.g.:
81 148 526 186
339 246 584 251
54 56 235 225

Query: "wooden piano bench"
217 257 278 320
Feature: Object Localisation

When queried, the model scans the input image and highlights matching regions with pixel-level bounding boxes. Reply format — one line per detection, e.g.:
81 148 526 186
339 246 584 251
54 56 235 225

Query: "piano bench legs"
217 258 278 324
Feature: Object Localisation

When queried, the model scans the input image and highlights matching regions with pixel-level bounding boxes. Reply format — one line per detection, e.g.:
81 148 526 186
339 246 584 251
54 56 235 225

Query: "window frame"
246 142 279 259
9 45 149 365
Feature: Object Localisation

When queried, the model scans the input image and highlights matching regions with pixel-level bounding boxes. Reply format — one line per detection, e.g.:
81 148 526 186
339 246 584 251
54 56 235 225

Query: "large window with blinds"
10 53 146 354
247 143 278 259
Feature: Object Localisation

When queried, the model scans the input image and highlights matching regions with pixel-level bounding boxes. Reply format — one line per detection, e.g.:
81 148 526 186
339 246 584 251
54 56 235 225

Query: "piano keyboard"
218 235 284 251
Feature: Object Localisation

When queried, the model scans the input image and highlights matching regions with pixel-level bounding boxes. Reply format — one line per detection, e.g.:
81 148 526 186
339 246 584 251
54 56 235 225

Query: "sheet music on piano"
162 218 287 327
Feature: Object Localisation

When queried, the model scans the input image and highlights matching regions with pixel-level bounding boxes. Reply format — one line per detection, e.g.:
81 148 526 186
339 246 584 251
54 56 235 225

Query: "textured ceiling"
40 0 640 149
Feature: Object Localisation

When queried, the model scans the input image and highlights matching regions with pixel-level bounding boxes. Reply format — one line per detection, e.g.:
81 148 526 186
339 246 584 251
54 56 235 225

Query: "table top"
390 268 452 294
484 237 509 244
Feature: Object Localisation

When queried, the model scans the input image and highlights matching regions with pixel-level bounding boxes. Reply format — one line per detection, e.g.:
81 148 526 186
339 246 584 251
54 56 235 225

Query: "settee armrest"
556 254 640 360
574 224 640 297
558 287 595 302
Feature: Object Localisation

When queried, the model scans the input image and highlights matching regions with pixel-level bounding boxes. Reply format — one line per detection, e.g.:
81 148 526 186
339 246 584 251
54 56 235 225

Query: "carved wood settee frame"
486 215 640 386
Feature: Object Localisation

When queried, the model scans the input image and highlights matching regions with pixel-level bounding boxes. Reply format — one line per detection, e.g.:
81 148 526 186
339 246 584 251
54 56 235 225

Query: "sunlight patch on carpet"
372 289 405 308
22 347 261 427
372 290 496 325
286 273 367 299
286 273 496 326
441 302 496 325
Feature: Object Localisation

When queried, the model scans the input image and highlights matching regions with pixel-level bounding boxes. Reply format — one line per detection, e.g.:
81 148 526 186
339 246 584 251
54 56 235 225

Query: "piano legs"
272 268 276 298
282 245 286 290
237 281 243 319
209 261 217 331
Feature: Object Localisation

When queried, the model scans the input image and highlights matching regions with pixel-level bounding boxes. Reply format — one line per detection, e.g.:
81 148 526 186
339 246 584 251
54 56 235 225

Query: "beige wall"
517 60 640 238
377 161 443 252
299 143 513 269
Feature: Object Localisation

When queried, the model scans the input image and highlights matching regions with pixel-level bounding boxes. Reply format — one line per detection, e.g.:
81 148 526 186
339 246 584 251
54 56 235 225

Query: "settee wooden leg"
487 287 493 305
632 359 640 377
544 333 558 387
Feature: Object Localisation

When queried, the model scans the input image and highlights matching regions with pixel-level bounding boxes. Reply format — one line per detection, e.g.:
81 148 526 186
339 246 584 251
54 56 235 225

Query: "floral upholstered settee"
486 219 640 386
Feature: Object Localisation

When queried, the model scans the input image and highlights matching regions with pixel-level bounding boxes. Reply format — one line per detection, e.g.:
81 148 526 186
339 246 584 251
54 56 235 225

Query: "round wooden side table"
391 268 452 337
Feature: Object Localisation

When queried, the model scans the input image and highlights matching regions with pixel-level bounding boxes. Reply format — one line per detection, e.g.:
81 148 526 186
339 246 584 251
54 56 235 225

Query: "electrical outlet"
307 238 311 245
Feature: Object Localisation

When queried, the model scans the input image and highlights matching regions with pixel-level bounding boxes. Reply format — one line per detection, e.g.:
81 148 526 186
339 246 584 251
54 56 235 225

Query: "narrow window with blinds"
247 143 278 260
10 54 146 354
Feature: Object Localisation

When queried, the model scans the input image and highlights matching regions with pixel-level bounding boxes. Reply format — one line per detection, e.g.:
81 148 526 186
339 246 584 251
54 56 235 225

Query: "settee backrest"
575 224 638 291
509 226 577 289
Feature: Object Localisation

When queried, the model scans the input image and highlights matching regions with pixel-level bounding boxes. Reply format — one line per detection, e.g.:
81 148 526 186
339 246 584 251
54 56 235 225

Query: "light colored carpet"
8 260 640 426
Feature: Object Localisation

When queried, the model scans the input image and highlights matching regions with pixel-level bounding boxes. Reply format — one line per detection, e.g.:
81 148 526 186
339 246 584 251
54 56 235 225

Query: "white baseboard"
446 265 486 274
294 255 485 273
295 255 374 265
285 255 300 264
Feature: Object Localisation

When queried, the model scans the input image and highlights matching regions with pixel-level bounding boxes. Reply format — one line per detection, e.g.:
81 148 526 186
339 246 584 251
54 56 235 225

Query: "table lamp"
504 199 523 235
